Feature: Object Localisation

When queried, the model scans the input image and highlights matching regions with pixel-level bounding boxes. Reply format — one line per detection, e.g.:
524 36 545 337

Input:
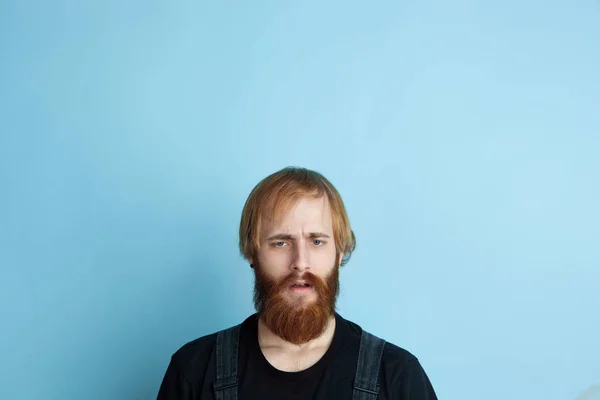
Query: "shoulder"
379 337 436 397
340 315 417 363
170 326 236 376
380 340 423 377
341 316 429 383
380 341 437 398
169 331 219 378
368 332 423 380
168 316 252 378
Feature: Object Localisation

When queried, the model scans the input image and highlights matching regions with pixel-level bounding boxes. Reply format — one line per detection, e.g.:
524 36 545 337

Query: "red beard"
253 264 339 345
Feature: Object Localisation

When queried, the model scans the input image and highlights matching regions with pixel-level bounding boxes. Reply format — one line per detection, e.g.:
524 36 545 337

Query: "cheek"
315 252 333 263
260 248 289 262
312 250 338 270
257 253 290 275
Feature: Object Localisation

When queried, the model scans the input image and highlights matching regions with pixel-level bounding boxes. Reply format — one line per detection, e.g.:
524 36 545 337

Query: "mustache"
278 271 319 286
255 270 330 302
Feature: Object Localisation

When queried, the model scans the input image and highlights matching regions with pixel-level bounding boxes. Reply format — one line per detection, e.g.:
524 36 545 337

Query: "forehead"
263 195 333 234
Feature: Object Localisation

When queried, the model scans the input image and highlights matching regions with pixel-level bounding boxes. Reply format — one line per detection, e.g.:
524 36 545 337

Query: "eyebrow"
266 232 331 241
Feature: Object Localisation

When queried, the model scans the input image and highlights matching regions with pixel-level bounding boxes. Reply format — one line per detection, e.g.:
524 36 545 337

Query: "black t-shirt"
157 313 437 399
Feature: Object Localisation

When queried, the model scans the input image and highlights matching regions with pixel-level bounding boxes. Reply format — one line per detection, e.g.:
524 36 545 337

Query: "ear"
337 253 344 267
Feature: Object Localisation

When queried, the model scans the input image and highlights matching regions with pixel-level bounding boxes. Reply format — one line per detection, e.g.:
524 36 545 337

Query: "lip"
288 279 313 291
289 285 313 294
291 280 310 286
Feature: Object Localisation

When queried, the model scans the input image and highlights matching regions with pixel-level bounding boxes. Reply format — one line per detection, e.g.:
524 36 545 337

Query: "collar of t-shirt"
240 313 351 384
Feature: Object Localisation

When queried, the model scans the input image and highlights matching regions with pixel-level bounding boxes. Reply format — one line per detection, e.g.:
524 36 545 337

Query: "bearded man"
157 167 437 400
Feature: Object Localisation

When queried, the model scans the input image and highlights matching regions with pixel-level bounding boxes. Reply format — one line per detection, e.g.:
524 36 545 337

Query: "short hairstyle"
239 167 356 266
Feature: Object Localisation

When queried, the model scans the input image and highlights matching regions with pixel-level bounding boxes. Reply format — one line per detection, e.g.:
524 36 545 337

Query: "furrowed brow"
266 233 295 241
266 232 331 241
307 232 331 239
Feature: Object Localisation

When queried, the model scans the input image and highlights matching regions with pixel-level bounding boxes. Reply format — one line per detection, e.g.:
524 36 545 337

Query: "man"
157 167 437 399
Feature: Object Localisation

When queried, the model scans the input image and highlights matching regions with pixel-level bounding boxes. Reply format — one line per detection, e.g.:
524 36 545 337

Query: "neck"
257 313 337 352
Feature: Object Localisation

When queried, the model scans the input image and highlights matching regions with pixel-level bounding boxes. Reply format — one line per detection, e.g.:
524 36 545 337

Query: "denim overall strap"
352 330 386 400
213 325 241 400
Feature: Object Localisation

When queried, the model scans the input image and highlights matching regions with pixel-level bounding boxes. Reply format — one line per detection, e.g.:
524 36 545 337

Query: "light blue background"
1 1 599 399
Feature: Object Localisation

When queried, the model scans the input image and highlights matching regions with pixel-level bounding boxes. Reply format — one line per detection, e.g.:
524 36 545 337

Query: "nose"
291 241 310 272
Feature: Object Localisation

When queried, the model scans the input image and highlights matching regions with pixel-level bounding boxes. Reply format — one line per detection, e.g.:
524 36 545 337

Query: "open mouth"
290 282 312 289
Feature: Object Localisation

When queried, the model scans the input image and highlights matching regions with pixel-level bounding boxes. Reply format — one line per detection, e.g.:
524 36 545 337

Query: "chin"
286 294 316 308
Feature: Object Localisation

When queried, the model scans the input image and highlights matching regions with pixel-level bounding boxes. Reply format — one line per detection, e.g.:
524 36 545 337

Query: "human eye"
312 239 326 246
273 241 287 248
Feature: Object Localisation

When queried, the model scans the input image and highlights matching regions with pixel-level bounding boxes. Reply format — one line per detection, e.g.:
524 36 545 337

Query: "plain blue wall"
1 1 599 399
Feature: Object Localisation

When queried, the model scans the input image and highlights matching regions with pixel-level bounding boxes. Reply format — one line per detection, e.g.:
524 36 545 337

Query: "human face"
252 195 342 304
